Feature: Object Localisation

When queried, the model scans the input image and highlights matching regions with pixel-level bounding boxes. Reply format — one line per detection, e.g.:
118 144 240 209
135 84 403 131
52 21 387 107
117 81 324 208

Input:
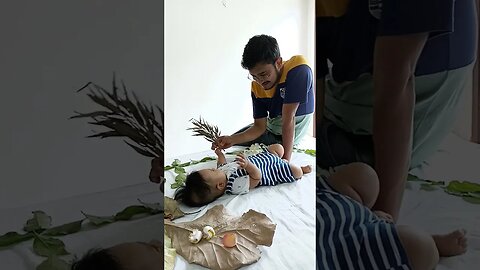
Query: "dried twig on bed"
187 117 222 143
71 74 164 158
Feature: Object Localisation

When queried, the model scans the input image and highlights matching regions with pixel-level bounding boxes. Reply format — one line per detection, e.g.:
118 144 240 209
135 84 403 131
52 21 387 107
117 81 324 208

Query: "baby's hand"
214 148 224 156
373 210 394 223
235 153 249 169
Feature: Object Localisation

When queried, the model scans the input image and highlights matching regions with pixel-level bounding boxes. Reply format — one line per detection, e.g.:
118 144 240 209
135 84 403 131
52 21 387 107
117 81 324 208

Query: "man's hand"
149 157 165 192
235 153 250 169
211 135 234 150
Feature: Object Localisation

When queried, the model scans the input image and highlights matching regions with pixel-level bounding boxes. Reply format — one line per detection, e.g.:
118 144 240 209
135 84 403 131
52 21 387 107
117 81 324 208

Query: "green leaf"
420 183 437 191
304 149 316 156
81 212 115 226
33 236 69 257
43 220 83 236
172 159 181 166
446 180 480 193
462 197 480 204
24 211 52 232
0 231 33 247
137 199 163 213
114 205 152 221
174 166 186 174
199 157 215 162
37 256 71 270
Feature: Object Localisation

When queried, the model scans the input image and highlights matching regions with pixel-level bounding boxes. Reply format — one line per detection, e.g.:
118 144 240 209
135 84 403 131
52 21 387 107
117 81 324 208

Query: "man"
212 34 315 161
316 0 477 220
71 241 163 270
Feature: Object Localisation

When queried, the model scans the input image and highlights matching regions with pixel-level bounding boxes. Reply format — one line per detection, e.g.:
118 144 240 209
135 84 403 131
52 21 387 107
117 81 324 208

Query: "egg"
188 229 202 244
222 232 237 248
202 226 215 240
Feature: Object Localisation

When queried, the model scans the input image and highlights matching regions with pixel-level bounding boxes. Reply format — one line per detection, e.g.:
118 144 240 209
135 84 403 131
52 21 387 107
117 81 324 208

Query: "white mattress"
164 138 316 270
399 133 480 270
0 182 163 270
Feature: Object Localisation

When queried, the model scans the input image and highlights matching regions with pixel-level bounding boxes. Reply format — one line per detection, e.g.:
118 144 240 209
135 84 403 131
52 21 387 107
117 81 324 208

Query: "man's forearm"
282 118 295 160
372 33 427 221
231 124 264 144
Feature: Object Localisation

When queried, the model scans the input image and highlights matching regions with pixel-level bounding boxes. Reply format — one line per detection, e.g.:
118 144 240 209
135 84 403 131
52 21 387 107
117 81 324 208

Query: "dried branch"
187 117 222 143
71 75 163 158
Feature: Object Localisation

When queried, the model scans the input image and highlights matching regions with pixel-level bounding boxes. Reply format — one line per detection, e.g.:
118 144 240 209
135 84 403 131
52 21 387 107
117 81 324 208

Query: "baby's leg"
290 164 312 179
266 144 284 157
326 162 379 208
396 226 467 270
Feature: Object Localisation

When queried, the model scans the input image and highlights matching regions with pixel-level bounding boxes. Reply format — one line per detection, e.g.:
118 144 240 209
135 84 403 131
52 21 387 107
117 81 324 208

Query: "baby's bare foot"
301 165 312 174
433 229 467 257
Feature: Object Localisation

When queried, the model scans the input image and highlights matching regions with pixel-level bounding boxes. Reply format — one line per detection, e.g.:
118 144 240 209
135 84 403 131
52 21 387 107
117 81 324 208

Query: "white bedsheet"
164 138 316 270
400 133 480 270
0 182 163 270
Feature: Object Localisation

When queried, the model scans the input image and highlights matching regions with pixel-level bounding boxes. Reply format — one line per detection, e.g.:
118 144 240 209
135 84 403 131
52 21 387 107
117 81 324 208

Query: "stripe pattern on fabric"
316 176 411 270
225 151 296 194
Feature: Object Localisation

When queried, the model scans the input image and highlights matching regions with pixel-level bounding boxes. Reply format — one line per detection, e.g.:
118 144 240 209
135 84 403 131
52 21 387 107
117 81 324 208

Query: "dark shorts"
316 118 374 170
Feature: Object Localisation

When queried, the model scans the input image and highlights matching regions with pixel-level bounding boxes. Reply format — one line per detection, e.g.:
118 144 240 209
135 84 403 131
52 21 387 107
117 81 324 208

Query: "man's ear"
275 57 283 69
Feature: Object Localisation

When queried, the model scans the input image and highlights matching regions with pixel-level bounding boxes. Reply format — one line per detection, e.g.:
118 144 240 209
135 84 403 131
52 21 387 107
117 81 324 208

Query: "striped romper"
223 151 297 195
317 175 411 270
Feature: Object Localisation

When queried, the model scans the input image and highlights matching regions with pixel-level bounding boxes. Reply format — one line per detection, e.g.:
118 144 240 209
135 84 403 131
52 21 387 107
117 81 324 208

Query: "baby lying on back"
175 144 312 207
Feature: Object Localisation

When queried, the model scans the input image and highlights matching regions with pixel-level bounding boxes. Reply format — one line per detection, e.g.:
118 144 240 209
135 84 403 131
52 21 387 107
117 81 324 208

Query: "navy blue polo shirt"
316 0 477 82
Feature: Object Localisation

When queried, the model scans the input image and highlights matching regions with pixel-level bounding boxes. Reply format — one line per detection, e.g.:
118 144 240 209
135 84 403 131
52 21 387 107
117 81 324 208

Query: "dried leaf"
164 232 176 270
164 197 185 220
165 205 276 270
33 236 69 257
37 256 71 270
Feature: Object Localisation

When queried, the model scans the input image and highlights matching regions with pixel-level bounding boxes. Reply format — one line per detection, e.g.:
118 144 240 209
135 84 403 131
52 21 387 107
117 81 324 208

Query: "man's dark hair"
71 248 122 270
241 34 281 70
174 171 217 207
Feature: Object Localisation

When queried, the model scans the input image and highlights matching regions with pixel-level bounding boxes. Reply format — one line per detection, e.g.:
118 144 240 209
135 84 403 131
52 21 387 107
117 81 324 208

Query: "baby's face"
108 241 163 270
199 168 227 190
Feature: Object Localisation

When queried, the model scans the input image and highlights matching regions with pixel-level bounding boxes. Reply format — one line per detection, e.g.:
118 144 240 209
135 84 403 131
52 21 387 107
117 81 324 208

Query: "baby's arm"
236 154 261 189
215 148 227 167
326 163 379 209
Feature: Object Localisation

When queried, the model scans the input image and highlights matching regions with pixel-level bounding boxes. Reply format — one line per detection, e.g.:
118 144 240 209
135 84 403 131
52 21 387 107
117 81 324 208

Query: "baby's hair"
174 171 217 207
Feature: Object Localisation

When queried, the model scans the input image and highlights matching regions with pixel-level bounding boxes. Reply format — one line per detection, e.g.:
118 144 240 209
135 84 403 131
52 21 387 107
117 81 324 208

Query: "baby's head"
174 168 227 207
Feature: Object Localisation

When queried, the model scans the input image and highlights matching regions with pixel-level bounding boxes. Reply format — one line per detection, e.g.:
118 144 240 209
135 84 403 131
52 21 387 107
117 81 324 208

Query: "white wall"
0 1 163 209
165 0 315 158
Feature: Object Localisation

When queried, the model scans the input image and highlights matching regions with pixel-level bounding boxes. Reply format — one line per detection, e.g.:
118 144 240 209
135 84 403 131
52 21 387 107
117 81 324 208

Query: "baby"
175 144 312 207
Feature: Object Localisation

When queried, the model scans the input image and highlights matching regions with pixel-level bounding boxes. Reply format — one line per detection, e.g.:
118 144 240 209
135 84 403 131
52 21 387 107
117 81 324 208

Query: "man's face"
108 241 163 270
248 58 282 90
